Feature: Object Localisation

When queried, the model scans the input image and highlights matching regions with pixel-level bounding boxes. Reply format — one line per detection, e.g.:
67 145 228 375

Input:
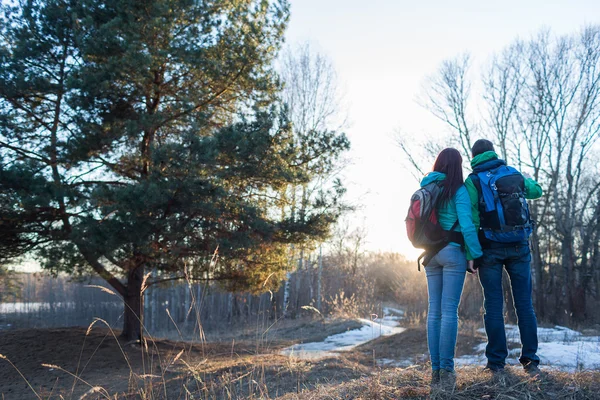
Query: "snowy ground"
282 306 600 372
280 307 406 359
456 324 600 372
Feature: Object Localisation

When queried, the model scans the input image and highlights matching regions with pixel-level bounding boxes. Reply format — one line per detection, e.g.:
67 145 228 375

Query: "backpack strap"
417 243 445 271
469 173 481 194
417 251 426 271
476 170 498 212
448 219 459 232
446 220 464 248
469 173 486 211
417 220 464 271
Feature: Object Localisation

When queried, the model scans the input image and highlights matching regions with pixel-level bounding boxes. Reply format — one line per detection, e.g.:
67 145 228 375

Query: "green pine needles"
0 0 349 340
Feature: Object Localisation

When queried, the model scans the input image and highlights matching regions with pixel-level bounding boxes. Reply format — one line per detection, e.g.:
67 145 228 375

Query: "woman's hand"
467 260 477 274
467 257 484 273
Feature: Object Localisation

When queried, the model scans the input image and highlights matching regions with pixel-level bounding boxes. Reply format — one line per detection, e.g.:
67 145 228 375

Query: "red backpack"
405 182 461 270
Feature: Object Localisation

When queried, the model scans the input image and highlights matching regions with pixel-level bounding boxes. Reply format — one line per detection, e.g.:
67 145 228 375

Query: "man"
465 139 542 375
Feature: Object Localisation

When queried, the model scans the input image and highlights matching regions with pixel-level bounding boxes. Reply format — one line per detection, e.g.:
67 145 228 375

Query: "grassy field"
280 366 600 399
1 318 599 399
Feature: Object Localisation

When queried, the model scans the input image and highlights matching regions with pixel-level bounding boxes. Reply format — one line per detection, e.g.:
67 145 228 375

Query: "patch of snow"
281 307 406 360
377 358 414 368
281 321 405 359
280 347 339 360
367 308 406 328
462 325 600 371
370 314 403 328
477 324 583 343
357 317 405 336
538 341 600 371
383 307 405 317
455 355 487 366
537 326 583 342
473 342 487 353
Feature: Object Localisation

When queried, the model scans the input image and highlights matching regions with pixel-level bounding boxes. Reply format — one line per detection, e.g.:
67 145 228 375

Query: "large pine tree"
0 0 349 340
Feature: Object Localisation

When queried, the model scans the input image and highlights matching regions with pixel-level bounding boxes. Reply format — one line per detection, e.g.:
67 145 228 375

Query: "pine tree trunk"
121 265 144 342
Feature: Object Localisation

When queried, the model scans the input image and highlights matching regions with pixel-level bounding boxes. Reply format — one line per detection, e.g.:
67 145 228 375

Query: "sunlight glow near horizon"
285 0 600 259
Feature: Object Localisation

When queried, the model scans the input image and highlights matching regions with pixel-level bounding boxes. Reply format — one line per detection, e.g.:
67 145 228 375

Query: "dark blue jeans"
478 245 540 369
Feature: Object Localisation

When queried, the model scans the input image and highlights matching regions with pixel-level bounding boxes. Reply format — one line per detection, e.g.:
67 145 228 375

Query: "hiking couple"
407 139 542 387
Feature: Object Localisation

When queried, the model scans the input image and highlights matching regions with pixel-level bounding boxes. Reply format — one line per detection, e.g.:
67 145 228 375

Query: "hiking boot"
484 363 505 373
439 369 456 389
484 364 507 385
524 362 541 377
431 369 441 385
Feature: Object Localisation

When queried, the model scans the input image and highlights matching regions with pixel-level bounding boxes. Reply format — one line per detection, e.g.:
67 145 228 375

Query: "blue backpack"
471 165 532 243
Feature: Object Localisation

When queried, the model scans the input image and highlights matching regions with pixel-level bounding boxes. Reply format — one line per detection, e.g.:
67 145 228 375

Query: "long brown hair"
432 148 464 204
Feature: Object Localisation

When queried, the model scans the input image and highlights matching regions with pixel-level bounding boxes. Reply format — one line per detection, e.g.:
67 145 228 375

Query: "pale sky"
285 0 600 259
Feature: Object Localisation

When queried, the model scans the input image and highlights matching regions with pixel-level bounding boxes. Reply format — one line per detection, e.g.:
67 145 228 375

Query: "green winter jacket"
420 172 483 261
464 151 543 234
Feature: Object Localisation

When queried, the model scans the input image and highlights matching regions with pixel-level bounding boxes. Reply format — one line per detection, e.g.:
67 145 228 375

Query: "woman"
420 148 482 387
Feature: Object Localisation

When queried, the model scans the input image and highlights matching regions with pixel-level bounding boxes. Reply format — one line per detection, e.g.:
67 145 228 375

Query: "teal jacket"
420 172 483 260
464 151 543 232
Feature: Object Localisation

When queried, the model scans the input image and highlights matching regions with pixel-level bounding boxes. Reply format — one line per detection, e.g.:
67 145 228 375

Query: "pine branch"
78 250 126 297
0 140 50 163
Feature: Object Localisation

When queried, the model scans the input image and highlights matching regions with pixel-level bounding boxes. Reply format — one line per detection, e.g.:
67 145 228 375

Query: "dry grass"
0 262 369 399
4 322 600 400
281 365 600 400
0 322 369 399
2 257 599 399
2 322 600 399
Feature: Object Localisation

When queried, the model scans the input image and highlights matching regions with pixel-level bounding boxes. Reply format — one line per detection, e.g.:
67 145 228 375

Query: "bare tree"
395 127 456 183
280 42 346 135
481 36 552 319
482 41 527 163
405 25 600 324
279 42 349 316
509 27 600 321
419 53 476 157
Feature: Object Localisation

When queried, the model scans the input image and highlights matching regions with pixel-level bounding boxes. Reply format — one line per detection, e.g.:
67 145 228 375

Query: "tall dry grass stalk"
42 363 112 399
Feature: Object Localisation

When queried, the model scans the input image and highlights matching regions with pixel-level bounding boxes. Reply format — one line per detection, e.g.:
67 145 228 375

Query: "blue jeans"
478 245 540 369
425 245 467 372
